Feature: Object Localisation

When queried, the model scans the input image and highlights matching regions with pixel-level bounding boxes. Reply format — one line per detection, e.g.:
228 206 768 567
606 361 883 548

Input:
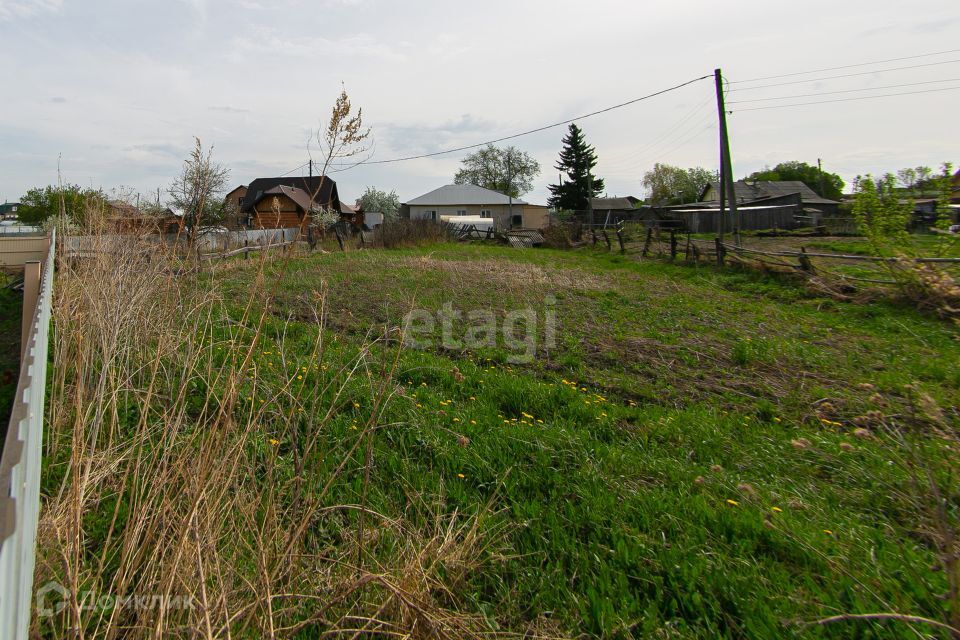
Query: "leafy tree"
168 137 230 237
17 184 104 225
547 124 604 211
357 186 400 219
746 161 844 201
453 145 540 198
642 163 717 205
851 173 911 251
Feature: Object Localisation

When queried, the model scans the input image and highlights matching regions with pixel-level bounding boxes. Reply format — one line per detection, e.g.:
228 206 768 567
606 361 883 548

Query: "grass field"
38 240 960 638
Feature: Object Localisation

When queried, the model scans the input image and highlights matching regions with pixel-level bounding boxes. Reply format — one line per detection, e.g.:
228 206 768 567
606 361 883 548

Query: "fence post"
602 230 611 251
798 246 814 273
670 229 677 260
616 223 625 253
20 261 40 361
715 237 725 267
642 227 653 257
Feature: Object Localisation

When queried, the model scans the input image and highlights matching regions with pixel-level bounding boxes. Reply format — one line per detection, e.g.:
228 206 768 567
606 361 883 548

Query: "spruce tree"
547 123 604 211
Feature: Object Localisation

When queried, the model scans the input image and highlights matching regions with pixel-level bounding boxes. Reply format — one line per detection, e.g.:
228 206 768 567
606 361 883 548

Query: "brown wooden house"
240 176 341 230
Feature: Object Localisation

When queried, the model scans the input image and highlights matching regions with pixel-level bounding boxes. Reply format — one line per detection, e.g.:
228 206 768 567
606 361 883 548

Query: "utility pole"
507 152 513 229
714 68 739 256
587 169 593 225
817 157 825 197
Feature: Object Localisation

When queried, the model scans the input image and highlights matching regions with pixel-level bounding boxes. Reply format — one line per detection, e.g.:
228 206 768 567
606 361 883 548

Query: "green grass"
192 244 960 636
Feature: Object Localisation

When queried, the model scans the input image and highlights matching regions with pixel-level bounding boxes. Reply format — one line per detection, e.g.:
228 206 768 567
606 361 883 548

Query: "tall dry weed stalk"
34 225 505 638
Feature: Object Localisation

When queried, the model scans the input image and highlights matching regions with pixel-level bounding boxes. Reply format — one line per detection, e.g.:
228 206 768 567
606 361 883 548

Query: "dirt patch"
400 256 614 292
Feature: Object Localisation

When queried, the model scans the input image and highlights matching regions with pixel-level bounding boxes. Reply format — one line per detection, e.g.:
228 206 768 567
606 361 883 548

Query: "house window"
424 210 437 221
480 210 492 218
456 209 467 216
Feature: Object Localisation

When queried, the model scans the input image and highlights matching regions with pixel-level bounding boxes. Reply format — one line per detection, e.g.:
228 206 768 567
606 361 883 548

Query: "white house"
402 184 549 229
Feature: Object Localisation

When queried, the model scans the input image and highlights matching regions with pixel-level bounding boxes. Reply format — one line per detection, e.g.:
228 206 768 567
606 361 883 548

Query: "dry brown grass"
35 230 515 639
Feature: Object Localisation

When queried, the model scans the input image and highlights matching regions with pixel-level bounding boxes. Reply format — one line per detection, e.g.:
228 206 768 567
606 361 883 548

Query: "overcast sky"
1 0 958 206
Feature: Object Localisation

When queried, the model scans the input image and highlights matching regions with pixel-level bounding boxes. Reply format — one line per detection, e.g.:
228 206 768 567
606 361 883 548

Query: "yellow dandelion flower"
453 418 460 422
352 402 360 408
457 473 465 478
469 396 476 401
470 420 476 425
416 403 422 408
823 529 833 535
726 499 740 506
772 506 783 513
296 375 303 380
269 438 279 446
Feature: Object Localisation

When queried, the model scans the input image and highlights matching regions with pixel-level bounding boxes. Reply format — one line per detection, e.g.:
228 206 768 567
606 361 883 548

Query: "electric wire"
726 59 960 92
731 85 960 112
729 48 960 83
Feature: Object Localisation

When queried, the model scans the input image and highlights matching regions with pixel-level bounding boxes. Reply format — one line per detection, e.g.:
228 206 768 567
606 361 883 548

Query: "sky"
1 0 958 206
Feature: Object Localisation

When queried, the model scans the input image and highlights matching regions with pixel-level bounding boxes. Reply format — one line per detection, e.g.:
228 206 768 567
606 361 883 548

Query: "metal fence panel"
0 229 55 640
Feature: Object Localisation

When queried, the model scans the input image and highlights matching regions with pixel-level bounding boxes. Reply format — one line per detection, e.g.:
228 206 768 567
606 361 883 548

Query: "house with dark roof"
701 180 840 215
232 176 341 230
401 184 549 228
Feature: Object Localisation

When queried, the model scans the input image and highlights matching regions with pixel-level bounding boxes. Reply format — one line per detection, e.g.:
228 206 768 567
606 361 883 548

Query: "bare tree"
305 88 371 243
169 137 230 242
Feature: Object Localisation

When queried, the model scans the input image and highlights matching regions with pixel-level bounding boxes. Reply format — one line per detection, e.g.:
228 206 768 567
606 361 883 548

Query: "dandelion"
470 420 476 425
453 418 460 422
823 529 833 535
773 417 781 423
457 473 465 479
296 375 303 380
416 403 422 408
726 499 739 506
521 412 534 419
469 396 476 401
771 507 783 513
269 438 279 446
352 402 360 408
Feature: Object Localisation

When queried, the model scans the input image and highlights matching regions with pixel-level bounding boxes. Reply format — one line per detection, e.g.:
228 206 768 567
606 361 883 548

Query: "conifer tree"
547 123 604 211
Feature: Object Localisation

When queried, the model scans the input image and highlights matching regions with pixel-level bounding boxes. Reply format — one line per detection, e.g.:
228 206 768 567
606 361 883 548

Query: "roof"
590 197 636 210
404 184 527 207
254 185 320 212
340 200 358 214
703 180 839 205
241 175 339 213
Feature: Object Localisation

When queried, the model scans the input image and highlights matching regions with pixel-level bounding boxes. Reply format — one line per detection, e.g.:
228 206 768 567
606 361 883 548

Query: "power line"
731 85 960 112
726 59 960 92
729 48 960 84
345 74 712 167
728 77 960 104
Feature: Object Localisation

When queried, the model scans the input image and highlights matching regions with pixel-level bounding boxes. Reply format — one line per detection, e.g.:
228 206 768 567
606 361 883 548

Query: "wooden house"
239 176 341 230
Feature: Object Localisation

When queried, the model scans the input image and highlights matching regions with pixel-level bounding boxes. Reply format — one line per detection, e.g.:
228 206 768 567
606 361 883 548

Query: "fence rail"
0 229 55 639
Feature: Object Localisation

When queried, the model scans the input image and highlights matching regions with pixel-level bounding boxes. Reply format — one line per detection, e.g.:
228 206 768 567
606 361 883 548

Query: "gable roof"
241 175 339 213
404 184 527 207
703 180 838 205
591 197 636 210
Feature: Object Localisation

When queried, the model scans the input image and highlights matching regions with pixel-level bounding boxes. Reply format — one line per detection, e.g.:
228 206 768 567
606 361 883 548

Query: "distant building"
401 184 548 229
701 180 840 215
0 202 20 219
236 176 341 230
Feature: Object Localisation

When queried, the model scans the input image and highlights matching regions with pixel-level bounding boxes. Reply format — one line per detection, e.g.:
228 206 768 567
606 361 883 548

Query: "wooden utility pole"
714 68 739 260
587 169 594 226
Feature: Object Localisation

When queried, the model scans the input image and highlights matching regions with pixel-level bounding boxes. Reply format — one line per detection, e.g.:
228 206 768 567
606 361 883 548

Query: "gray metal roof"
404 184 527 207
591 197 636 211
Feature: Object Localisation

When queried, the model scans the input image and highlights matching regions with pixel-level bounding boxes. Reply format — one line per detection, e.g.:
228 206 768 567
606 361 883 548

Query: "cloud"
209 105 250 114
377 114 501 157
0 0 62 21
230 26 406 63
50 96 66 103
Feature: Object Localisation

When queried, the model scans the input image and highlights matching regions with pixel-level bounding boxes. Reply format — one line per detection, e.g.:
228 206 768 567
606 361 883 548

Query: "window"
512 214 523 227
423 210 437 221
456 209 467 216
480 209 492 218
